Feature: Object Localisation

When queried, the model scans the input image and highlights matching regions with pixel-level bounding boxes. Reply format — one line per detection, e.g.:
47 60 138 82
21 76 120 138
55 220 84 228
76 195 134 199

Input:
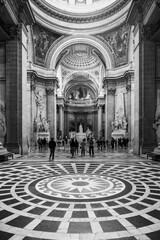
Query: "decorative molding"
126 84 131 92
107 89 116 95
155 0 160 8
140 24 160 40
30 0 131 24
46 88 55 96
0 0 6 7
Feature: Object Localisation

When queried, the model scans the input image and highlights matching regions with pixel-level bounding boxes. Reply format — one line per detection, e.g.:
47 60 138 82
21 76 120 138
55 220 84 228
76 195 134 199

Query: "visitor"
89 137 94 157
70 138 76 158
37 137 42 151
80 138 86 157
111 137 115 150
75 139 79 155
48 137 56 161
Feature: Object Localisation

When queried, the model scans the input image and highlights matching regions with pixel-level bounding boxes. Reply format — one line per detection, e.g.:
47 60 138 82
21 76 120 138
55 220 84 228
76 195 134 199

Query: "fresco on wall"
33 25 62 66
100 24 130 67
68 87 93 101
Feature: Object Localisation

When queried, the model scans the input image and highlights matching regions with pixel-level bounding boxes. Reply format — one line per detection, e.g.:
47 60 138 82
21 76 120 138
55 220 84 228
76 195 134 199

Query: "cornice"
30 0 131 24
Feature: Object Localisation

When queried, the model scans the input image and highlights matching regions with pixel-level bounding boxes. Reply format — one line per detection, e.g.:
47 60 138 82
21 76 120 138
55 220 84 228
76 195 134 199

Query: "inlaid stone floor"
0 149 160 240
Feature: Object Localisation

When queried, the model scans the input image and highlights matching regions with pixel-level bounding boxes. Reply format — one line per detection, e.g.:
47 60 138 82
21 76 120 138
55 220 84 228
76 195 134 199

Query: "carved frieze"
30 0 130 24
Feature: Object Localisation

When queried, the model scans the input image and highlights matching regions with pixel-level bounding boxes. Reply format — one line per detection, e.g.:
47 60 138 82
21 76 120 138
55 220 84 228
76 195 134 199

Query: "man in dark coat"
48 138 56 161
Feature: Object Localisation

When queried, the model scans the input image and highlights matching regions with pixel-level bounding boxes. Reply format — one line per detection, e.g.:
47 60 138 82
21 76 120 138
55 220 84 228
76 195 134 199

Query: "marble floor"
0 148 160 240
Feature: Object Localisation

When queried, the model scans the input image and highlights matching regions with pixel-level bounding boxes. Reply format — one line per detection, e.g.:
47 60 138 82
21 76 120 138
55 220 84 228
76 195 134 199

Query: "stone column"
107 89 116 141
105 93 108 140
59 104 64 138
133 25 156 154
98 104 103 138
46 86 57 140
6 24 29 154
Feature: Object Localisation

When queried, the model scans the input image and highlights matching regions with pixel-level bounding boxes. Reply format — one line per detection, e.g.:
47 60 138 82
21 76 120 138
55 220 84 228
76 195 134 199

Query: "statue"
153 104 160 144
34 90 45 118
79 123 83 133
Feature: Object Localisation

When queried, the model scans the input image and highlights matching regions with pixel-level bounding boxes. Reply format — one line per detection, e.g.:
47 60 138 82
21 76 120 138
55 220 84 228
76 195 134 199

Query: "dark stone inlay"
106 201 119 206
0 230 13 240
41 201 54 206
147 210 160 220
28 207 46 215
72 211 88 218
90 203 103 208
126 215 153 228
7 216 34 228
74 204 86 209
48 210 66 218
130 203 147 210
3 199 19 205
118 199 130 204
14 203 30 210
147 230 160 240
68 222 92 233
100 220 126 232
30 199 42 204
114 207 132 215
94 210 112 217
141 198 157 205
0 210 13 220
34 220 60 232
57 203 70 208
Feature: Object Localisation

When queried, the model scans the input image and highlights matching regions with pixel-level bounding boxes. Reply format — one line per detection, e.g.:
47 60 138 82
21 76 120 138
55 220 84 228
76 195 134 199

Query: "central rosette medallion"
36 174 125 200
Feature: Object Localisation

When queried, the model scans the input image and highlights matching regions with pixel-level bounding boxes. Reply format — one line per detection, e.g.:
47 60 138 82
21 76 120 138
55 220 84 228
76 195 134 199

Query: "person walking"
70 138 76 158
89 137 94 157
49 137 56 161
75 139 79 155
80 139 86 157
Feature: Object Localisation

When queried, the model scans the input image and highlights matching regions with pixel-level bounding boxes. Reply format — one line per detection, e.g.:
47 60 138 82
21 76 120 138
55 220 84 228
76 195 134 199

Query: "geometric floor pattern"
0 151 160 239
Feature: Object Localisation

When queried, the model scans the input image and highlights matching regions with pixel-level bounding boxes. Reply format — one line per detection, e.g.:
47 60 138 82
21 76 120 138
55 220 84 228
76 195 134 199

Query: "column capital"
107 89 116 95
46 88 55 96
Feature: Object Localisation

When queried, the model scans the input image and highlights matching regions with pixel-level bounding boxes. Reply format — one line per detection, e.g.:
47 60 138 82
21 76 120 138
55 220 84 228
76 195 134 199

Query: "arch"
45 34 114 70
61 71 99 96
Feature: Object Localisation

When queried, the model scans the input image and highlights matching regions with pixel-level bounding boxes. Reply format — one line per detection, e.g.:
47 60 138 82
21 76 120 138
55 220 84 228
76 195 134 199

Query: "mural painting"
100 24 130 67
33 25 62 66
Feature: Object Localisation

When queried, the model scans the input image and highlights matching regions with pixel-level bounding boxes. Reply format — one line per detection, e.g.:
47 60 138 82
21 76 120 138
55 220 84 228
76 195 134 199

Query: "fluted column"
98 104 103 138
105 93 108 140
59 104 64 138
46 87 57 140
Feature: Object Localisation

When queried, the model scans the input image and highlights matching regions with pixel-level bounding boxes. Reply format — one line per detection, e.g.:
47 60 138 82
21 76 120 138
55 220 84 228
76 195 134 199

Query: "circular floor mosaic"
35 174 126 200
0 160 160 240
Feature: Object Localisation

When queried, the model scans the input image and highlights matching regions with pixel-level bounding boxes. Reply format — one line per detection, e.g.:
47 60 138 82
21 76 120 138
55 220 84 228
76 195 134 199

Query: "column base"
7 143 21 154
141 142 155 154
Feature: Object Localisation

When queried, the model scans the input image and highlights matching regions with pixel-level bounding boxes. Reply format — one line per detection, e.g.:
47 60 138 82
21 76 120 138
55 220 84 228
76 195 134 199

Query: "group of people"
37 135 130 161
110 137 129 150
70 137 95 158
37 137 48 151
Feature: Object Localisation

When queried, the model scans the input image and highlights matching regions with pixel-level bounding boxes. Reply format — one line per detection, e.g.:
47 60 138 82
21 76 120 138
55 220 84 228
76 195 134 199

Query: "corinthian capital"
46 88 55 96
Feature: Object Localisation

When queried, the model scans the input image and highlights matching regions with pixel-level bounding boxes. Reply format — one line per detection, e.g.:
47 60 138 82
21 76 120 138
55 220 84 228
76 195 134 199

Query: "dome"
43 0 118 14
61 44 100 70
